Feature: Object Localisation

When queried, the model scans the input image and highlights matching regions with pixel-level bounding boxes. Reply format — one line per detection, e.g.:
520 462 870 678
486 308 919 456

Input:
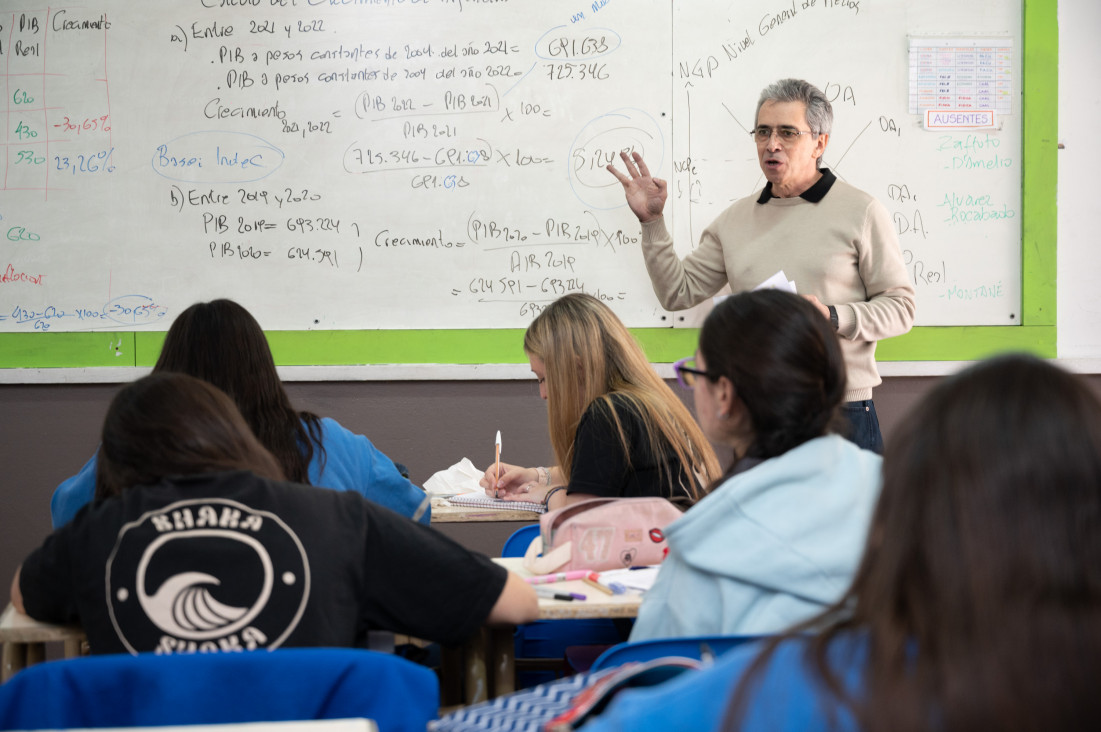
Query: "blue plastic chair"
502 524 625 687
0 648 438 732
589 634 767 672
501 523 541 558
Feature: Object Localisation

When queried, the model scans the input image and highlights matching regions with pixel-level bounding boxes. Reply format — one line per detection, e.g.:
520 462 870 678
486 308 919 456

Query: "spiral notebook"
446 493 547 514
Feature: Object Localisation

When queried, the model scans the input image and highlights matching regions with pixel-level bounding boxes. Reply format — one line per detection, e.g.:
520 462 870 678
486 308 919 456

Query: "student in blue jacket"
51 299 429 527
630 289 881 641
581 354 1101 731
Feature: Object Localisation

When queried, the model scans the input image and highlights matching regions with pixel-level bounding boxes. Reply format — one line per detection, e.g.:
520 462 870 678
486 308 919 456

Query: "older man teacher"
607 78 916 453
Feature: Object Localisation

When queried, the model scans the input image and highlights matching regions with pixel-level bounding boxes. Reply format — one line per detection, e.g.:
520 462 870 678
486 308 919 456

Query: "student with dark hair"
629 289 881 641
577 353 1101 731
481 292 721 510
13 372 537 654
51 299 429 527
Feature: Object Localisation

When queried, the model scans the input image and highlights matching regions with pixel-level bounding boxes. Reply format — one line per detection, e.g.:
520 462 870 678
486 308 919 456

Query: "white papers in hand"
753 270 797 294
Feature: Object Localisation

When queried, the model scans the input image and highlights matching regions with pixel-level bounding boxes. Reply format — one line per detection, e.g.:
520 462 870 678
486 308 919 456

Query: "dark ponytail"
698 289 847 471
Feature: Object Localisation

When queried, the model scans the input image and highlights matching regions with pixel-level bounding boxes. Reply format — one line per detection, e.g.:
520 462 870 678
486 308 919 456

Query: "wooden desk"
429 497 539 557
0 604 86 682
454 557 643 705
2 557 639 704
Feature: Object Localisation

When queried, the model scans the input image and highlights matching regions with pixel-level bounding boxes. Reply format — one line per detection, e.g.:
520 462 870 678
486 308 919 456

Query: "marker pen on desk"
534 587 584 601
582 574 613 596
590 572 626 594
525 570 592 585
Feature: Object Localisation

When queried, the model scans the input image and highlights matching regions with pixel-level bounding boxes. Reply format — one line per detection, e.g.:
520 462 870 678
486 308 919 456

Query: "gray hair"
755 79 833 136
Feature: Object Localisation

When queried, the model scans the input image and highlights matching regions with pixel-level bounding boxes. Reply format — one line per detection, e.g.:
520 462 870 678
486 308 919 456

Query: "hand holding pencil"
479 432 564 502
479 460 542 501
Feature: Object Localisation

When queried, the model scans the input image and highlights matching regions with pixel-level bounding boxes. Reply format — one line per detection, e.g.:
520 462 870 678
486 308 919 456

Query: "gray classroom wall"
0 376 938 591
3 0 1100 610
7 373 1101 595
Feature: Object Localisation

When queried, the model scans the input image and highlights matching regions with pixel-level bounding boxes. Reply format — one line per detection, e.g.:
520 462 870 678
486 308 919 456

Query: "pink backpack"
522 497 684 574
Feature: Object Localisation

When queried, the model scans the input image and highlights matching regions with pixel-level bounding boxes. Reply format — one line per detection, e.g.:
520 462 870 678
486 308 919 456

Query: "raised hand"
606 151 668 224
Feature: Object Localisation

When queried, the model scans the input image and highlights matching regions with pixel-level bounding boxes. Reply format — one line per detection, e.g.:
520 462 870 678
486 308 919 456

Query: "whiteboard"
669 1 1022 326
0 0 1021 333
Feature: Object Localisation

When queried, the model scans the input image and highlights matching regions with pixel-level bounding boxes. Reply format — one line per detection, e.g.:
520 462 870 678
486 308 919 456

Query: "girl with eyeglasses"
630 288 882 641
579 353 1101 732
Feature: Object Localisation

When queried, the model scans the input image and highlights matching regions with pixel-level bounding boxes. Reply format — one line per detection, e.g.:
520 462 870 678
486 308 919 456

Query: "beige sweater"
641 176 916 401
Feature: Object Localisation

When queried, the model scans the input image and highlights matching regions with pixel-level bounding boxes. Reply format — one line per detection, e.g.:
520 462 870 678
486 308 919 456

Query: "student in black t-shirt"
11 372 537 654
480 293 721 511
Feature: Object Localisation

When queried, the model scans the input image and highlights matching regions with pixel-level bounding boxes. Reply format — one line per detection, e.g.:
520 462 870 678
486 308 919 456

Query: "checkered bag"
431 657 700 732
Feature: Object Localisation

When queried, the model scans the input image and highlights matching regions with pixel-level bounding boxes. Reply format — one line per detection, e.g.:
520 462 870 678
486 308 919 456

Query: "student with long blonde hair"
482 293 720 511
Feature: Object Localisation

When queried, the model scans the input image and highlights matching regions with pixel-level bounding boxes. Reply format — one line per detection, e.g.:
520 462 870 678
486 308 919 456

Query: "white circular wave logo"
106 498 309 654
137 531 272 640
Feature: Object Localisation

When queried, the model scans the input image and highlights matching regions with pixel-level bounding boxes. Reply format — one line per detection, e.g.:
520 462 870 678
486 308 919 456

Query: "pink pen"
525 570 592 585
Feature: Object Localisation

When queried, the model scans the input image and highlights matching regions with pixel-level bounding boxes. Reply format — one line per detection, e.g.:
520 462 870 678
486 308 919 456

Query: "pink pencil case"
522 497 684 574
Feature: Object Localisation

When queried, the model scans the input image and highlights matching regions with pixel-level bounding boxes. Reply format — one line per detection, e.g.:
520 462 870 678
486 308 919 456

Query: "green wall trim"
263 329 532 367
0 323 1056 369
0 1 1058 371
876 325 1056 361
0 333 137 368
130 328 702 367
1020 0 1058 328
154 325 1060 366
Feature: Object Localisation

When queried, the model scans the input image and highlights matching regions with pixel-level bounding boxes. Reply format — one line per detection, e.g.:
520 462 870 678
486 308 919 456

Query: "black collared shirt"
756 167 837 204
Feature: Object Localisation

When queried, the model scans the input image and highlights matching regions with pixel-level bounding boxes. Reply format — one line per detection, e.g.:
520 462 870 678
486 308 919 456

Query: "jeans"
841 399 883 454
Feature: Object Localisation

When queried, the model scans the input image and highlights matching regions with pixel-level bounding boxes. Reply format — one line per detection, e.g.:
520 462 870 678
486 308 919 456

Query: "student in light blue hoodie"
630 289 881 641
581 354 1101 731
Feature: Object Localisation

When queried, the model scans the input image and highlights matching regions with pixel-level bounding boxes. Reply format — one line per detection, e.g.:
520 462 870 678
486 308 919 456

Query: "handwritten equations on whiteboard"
0 1 1023 332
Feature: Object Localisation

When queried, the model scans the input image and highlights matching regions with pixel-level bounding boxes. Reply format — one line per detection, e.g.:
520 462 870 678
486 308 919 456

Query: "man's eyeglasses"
672 356 715 389
751 126 817 143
